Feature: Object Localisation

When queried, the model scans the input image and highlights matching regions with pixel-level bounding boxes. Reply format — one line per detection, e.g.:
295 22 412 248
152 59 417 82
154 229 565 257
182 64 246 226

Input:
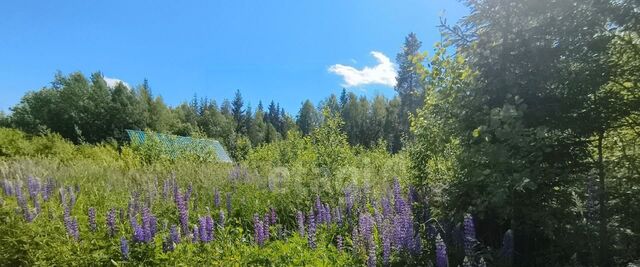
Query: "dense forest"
1 0 639 266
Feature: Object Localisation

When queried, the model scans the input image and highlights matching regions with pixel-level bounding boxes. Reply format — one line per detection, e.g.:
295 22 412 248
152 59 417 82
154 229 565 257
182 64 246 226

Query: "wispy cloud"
103 76 131 89
328 51 397 88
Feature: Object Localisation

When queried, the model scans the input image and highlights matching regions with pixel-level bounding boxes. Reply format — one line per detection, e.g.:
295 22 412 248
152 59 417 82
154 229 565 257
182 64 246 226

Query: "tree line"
0 33 425 160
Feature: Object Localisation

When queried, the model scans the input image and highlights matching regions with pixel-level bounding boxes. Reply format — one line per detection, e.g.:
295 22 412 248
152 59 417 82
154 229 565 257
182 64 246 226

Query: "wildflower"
307 211 316 249
88 207 97 232
263 213 270 241
2 179 13 196
296 210 305 236
27 176 40 200
435 234 448 267
270 207 277 225
381 220 392 266
170 224 181 244
218 210 225 228
253 214 264 246
120 237 129 260
42 178 55 201
214 189 220 208
175 190 190 237
463 213 476 256
16 186 33 222
141 206 153 242
336 235 343 252
107 208 117 236
226 192 232 215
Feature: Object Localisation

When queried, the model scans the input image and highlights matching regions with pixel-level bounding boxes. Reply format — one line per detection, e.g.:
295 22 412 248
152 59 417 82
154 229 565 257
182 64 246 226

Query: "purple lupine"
150 215 158 237
2 179 13 196
500 229 514 263
381 220 392 266
206 215 214 240
335 206 343 226
141 206 153 242
198 217 209 242
42 178 55 201
68 186 77 210
314 196 322 222
88 207 97 232
324 204 332 224
381 197 391 218
336 235 343 252
435 234 448 267
253 214 264 246
218 210 225 228
226 193 232 216
307 211 316 249
351 227 360 254
16 186 32 222
463 213 476 256
68 217 79 241
392 178 403 213
345 188 353 217
121 237 129 260
133 225 145 242
191 224 199 243
162 179 170 201
107 208 117 236
27 176 40 200
170 224 181 244
175 190 190 237
214 189 220 208
358 213 374 249
270 207 277 225
367 242 377 267
296 210 305 236
263 213 270 241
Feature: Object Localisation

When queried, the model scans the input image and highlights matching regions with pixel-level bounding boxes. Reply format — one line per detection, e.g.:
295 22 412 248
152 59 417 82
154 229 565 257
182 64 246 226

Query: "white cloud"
103 76 131 89
328 51 397 88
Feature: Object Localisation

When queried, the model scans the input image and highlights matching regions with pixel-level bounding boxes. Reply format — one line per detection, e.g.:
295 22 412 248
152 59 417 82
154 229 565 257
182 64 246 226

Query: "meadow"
1 127 488 266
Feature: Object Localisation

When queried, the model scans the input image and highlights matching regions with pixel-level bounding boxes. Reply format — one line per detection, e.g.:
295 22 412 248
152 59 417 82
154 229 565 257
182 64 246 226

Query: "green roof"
126 130 232 163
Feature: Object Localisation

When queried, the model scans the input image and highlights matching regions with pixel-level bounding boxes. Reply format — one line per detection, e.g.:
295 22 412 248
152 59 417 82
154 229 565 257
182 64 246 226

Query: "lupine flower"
345 188 353 217
42 178 55 201
270 207 277 225
150 215 158 237
206 215 214 240
253 214 264 246
218 210 225 228
175 190 190 237
199 217 209 242
501 229 514 264
107 208 117 236
324 204 332 224
463 213 476 256
27 176 40 200
336 235 343 252
307 212 316 249
88 207 97 232
358 213 374 250
351 227 360 254
435 234 448 267
141 206 153 242
314 196 322 223
133 225 145 242
226 193 232 215
162 179 170 201
16 186 33 222
214 189 220 208
335 206 343 226
65 216 80 241
296 210 305 236
2 179 13 196
367 242 377 267
68 186 77 210
263 214 270 241
121 237 129 260
170 224 180 244
381 220 392 266
192 224 199 243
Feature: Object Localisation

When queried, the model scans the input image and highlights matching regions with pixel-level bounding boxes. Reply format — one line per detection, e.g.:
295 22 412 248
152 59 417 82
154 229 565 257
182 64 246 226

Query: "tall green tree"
296 99 319 135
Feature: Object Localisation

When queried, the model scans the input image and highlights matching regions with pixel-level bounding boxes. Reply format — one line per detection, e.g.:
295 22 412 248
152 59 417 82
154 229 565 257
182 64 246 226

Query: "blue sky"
0 0 467 114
